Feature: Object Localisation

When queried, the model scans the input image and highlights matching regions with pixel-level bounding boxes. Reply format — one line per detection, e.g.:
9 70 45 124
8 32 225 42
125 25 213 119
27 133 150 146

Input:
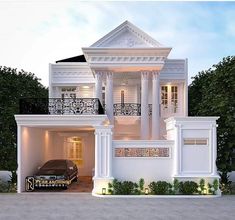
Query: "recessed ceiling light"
82 86 90 89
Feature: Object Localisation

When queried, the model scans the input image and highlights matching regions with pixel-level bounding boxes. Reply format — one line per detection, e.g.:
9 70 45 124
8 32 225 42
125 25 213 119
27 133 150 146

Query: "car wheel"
74 176 79 183
63 185 68 190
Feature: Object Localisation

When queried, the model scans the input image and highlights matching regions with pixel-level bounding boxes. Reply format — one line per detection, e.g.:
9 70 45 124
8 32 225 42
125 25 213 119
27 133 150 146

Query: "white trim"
112 140 174 145
90 20 163 48
173 174 220 178
15 115 109 127
93 194 221 198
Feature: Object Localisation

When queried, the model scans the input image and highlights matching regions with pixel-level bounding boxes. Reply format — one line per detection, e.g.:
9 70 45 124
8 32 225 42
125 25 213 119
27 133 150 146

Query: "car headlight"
56 175 66 180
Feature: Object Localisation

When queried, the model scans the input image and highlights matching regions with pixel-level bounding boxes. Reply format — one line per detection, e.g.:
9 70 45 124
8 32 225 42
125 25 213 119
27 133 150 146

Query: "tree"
189 56 235 187
0 66 48 182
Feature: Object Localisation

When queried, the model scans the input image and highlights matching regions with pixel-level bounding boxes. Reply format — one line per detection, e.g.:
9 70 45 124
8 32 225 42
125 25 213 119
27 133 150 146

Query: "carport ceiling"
43 127 94 132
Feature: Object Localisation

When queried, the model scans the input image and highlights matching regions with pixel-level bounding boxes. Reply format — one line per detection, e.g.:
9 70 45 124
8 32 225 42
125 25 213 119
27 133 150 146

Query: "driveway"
0 194 234 220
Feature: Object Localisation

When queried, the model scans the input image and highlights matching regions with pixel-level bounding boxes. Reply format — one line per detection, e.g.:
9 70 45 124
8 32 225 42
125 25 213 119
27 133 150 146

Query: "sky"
0 0 235 87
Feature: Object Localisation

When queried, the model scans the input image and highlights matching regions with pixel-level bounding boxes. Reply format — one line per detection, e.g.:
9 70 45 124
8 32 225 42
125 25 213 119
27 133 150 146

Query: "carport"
15 115 113 194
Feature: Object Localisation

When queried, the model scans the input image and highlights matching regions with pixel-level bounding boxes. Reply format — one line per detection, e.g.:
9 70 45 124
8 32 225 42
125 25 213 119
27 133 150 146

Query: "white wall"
182 129 210 173
20 127 47 192
113 117 140 140
112 140 174 185
113 85 138 103
165 117 219 179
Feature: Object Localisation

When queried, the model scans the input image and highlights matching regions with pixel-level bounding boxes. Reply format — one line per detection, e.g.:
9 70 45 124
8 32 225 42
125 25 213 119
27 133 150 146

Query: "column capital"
95 72 103 80
152 71 160 80
141 71 150 80
94 125 113 134
106 72 113 79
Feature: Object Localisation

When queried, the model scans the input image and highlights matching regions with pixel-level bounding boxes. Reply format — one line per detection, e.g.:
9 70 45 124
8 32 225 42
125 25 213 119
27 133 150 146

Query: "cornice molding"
15 115 109 127
88 55 166 63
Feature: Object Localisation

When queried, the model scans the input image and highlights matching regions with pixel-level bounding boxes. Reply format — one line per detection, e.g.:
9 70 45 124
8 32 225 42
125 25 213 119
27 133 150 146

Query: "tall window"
161 85 178 114
61 87 77 99
67 137 83 168
121 90 125 105
171 86 178 113
161 86 168 109
102 86 105 106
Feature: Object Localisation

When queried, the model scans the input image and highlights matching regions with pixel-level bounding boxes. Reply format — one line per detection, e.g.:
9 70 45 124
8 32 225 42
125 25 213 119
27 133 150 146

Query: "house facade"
15 21 220 194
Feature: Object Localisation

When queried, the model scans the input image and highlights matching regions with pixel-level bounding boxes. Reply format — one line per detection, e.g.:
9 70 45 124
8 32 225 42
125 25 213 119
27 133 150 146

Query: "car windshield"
41 160 67 170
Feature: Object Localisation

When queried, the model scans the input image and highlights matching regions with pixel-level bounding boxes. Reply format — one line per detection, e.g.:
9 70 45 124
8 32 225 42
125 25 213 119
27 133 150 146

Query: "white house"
15 21 220 194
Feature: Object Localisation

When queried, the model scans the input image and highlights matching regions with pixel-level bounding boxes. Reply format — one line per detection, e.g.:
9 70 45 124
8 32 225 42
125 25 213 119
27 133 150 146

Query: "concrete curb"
92 193 221 198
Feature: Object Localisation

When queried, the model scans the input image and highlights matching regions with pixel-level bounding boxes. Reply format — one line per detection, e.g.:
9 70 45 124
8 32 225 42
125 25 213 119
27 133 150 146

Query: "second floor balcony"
19 98 178 117
20 98 105 115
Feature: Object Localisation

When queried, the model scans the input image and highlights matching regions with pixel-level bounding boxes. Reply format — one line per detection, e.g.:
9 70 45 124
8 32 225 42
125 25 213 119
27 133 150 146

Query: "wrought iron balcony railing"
113 103 141 116
19 98 104 115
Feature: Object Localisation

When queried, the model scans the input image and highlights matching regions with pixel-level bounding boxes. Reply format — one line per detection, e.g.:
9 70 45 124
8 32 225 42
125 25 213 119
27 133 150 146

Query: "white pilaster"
93 125 114 195
152 71 160 139
95 72 103 102
184 58 188 116
212 124 218 175
94 129 101 178
55 87 60 98
105 72 114 124
141 71 149 140
17 125 22 193
174 124 181 176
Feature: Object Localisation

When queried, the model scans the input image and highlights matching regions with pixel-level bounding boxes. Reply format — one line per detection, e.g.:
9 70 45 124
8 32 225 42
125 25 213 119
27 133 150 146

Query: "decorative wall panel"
115 147 169 158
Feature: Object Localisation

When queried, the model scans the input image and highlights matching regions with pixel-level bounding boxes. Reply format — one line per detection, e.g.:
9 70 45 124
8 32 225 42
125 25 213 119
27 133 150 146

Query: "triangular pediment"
90 21 163 48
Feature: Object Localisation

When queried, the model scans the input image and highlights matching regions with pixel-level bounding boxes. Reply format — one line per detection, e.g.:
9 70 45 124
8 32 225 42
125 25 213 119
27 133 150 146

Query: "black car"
34 159 78 189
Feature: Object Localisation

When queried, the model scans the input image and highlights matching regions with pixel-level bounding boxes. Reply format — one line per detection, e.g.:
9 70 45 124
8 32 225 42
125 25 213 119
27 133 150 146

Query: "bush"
198 179 205 195
179 181 198 195
173 178 180 194
149 181 171 195
0 179 16 193
108 178 144 195
0 180 9 192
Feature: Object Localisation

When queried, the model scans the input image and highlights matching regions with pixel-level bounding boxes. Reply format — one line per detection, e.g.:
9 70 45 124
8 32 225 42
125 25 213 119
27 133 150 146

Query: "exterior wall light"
145 188 149 195
102 188 106 195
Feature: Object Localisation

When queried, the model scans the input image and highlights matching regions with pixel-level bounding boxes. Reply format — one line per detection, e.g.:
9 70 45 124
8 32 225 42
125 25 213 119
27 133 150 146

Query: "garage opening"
20 126 95 193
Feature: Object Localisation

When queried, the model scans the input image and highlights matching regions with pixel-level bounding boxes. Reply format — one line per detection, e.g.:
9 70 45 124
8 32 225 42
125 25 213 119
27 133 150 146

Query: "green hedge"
108 178 144 195
149 181 171 195
107 178 219 195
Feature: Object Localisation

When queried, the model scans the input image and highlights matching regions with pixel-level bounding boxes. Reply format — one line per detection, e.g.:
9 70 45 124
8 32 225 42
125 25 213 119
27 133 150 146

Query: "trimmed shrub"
0 179 16 193
198 179 205 195
108 178 143 195
179 181 198 195
138 178 144 191
173 178 180 194
149 181 171 195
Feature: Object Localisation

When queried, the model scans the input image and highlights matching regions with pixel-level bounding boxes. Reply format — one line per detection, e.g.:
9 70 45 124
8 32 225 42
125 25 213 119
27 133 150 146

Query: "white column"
95 72 103 102
93 126 114 195
94 126 113 178
141 71 149 140
94 129 101 178
152 71 160 139
105 72 114 124
107 129 113 178
17 125 22 193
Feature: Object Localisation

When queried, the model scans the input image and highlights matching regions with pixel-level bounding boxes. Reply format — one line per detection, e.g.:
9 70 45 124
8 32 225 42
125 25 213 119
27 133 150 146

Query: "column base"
92 176 114 195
